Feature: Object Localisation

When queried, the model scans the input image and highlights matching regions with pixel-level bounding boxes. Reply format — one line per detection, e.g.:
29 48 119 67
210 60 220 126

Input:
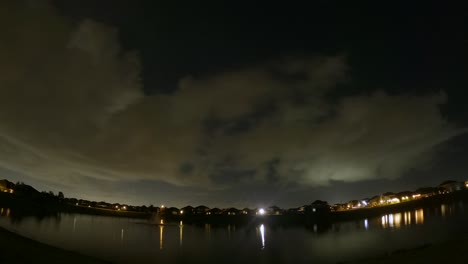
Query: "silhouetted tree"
58 191 64 199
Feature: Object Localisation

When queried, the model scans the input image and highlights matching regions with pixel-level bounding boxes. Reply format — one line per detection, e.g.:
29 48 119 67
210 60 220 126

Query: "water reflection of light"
388 214 394 227
159 225 164 250
179 221 183 247
381 213 402 228
121 228 124 242
228 224 232 240
73 217 77 233
259 224 265 249
381 215 388 227
0 208 10 216
364 219 368 230
441 204 446 217
415 209 424 224
205 224 211 240
0 208 10 217
404 211 412 225
394 213 402 228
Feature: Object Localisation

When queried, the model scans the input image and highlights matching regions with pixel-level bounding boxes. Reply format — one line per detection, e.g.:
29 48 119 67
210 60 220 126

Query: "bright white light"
362 200 367 206
258 208 266 215
180 210 184 214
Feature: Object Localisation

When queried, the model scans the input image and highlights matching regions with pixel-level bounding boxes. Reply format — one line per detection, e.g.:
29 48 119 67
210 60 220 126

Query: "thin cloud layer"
0 1 463 204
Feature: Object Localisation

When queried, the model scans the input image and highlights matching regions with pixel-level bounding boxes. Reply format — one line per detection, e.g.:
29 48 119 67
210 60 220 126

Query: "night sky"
1 0 467 208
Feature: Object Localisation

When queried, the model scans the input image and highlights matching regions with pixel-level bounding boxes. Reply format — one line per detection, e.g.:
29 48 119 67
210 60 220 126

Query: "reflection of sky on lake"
1 202 468 263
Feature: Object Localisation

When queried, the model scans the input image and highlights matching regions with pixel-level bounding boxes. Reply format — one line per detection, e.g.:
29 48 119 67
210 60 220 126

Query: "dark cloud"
0 0 465 207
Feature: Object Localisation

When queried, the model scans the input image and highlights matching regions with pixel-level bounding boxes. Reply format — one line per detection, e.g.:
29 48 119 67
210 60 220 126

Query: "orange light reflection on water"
381 209 424 228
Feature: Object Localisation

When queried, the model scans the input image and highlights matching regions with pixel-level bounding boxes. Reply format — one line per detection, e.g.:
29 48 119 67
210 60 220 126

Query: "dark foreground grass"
0 227 109 264
343 233 468 264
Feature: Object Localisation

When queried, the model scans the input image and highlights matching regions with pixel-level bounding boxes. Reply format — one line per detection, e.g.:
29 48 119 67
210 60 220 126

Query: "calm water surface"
1 202 467 263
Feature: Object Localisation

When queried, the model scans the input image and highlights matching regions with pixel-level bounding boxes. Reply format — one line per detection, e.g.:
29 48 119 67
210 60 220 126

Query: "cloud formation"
0 1 463 205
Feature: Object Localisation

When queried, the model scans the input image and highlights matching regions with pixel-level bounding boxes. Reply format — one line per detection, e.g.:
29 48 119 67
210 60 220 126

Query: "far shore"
3 190 468 226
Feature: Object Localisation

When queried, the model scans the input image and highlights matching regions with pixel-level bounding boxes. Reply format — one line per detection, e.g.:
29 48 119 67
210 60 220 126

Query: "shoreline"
3 190 468 225
0 226 109 264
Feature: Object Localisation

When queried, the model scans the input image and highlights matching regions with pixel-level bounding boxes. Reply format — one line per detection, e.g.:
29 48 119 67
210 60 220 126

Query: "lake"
1 201 467 264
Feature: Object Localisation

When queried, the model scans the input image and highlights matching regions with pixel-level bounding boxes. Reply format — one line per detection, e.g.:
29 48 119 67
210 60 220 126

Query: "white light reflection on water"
259 224 265 249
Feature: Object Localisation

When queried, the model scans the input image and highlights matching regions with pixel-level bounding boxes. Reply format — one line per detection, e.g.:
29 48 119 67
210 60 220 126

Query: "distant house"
206 208 222 215
439 180 465 193
369 196 381 207
346 200 360 209
195 205 209 215
97 201 111 209
267 206 283 215
331 204 347 211
181 206 194 215
396 191 413 202
284 207 302 214
308 200 330 213
0 179 15 193
241 208 254 215
223 208 240 216
166 207 180 215
413 187 437 198
378 192 402 204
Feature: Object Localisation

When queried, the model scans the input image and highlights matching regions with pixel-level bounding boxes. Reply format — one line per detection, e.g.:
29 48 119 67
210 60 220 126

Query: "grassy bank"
0 227 108 264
